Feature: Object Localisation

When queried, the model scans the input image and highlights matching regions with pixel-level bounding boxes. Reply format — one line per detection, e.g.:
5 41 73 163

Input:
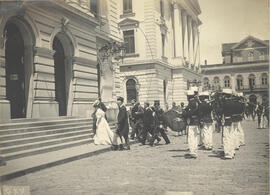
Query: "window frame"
261 73 268 85
248 74 256 89
160 0 164 18
126 78 137 103
123 30 135 54
123 0 132 14
90 0 99 17
247 50 254 62
236 75 243 90
224 76 231 88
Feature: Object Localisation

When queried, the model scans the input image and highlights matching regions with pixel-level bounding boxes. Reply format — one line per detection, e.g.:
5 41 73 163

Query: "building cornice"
201 61 269 74
24 0 99 27
121 59 201 76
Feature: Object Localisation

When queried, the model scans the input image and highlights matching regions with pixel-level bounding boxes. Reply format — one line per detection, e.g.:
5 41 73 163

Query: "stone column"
181 10 188 63
192 21 198 67
173 3 183 58
187 15 194 66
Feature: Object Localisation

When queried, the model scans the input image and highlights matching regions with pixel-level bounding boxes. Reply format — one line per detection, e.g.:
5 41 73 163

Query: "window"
123 0 132 14
262 73 268 85
161 34 165 57
248 74 255 89
126 79 137 103
160 0 164 17
203 77 209 89
248 51 254 62
123 30 135 54
224 76 231 88
236 75 243 90
90 0 99 17
213 77 221 90
259 51 265 60
163 80 167 106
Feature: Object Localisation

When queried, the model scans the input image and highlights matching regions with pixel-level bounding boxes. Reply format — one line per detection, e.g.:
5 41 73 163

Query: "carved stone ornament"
61 17 69 32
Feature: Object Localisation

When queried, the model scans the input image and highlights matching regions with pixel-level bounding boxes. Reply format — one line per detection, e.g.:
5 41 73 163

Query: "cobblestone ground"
3 120 269 195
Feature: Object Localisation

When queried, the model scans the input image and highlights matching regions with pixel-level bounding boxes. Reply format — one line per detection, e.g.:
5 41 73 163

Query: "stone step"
0 120 93 136
1 116 77 124
0 124 92 141
0 134 94 155
0 138 136 181
0 118 92 130
0 129 92 147
2 137 93 161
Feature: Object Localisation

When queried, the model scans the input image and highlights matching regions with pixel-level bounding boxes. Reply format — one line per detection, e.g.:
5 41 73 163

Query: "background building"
201 35 269 104
118 0 202 108
0 0 122 122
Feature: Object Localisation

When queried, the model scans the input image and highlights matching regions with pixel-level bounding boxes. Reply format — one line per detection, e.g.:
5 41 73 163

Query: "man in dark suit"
149 100 170 146
141 102 153 145
116 97 130 150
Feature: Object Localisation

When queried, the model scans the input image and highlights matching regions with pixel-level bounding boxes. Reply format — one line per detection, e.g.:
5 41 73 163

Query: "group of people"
92 97 171 151
183 87 246 159
92 87 267 160
255 101 269 129
128 99 170 146
92 97 130 150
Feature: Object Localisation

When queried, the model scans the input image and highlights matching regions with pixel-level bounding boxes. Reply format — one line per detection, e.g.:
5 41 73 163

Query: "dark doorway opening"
5 23 26 119
53 37 67 116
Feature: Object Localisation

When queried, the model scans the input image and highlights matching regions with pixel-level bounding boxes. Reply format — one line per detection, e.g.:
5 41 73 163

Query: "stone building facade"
118 0 202 108
201 36 269 104
0 0 122 122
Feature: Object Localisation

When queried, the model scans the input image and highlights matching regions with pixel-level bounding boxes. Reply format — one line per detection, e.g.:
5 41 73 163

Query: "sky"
198 0 269 64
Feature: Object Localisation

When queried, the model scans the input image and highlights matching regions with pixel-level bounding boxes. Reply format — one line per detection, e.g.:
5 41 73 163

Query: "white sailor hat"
199 91 210 96
93 99 100 107
222 88 233 94
187 90 195 96
237 92 244 97
190 86 199 92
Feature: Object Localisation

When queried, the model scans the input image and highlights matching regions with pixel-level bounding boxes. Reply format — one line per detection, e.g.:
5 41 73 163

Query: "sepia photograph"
0 0 269 194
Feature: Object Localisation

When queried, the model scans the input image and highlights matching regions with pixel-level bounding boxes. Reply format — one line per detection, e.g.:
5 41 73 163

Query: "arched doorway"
53 37 67 116
5 23 26 118
52 32 74 116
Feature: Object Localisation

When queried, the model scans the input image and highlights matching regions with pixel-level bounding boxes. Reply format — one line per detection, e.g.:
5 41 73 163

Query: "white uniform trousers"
237 121 245 146
223 123 237 158
201 123 213 149
188 125 199 155
232 122 240 150
198 127 203 146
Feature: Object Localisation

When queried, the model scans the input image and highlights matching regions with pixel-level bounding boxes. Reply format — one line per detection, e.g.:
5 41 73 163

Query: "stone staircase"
0 117 116 161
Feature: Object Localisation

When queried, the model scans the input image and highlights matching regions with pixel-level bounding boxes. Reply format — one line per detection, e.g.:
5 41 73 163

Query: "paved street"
2 120 269 195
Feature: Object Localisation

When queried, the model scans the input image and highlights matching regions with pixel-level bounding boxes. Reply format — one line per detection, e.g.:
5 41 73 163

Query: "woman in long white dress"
93 106 121 145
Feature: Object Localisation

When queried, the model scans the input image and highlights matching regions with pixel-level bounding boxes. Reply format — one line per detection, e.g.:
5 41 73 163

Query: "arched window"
261 73 268 85
203 77 209 89
213 77 220 90
248 74 255 89
236 75 243 90
126 79 137 103
224 76 231 88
